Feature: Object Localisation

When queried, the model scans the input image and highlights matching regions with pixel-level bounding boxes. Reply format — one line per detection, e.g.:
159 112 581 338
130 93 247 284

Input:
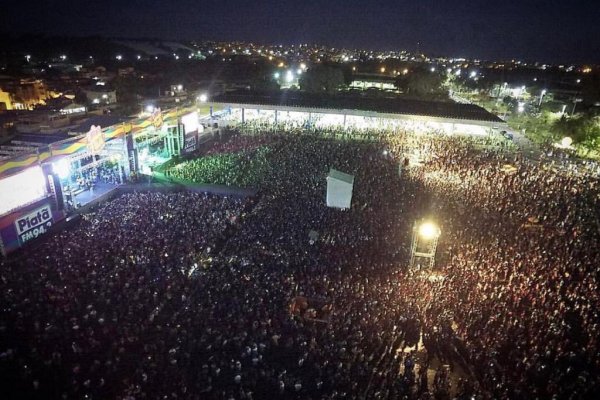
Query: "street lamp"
198 93 208 103
410 220 441 271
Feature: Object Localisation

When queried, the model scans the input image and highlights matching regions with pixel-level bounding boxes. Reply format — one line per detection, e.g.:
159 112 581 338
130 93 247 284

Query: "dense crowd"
1 125 599 399
165 146 271 187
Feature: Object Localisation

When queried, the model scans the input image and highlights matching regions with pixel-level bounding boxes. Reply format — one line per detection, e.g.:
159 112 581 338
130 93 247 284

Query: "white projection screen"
0 166 47 216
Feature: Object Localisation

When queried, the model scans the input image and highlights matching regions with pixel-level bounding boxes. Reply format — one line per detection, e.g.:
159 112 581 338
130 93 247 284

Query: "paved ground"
507 127 543 160
74 182 119 206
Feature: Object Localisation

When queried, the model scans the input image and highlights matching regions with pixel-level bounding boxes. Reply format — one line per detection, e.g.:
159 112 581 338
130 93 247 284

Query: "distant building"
83 87 117 105
59 103 87 115
0 87 13 111
0 78 52 110
350 74 398 92
38 97 87 116
118 67 136 77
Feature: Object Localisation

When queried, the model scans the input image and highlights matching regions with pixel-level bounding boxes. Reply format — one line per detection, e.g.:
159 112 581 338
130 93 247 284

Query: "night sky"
3 0 599 63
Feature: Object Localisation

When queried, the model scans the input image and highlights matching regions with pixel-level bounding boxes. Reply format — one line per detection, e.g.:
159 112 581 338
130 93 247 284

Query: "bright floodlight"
286 70 294 82
177 84 183 91
145 105 155 113
418 222 440 240
430 67 435 72
296 68 303 75
116 55 122 60
470 70 477 78
561 137 573 147
274 72 280 79
198 93 208 102
53 158 71 180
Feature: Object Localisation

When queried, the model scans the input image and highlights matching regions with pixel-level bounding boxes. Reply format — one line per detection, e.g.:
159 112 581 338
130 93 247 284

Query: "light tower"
409 220 441 271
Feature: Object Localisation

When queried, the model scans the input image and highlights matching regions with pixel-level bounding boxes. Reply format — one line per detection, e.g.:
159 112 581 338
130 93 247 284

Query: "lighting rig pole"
409 220 441 271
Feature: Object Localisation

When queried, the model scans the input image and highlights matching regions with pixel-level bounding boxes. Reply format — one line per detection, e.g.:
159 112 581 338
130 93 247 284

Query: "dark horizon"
2 0 600 64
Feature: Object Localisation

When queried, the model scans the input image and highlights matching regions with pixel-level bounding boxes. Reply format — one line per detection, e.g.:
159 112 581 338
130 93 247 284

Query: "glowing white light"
53 158 71 179
518 102 525 113
181 112 199 133
446 68 452 73
274 72 280 79
300 63 307 70
286 71 294 82
177 84 183 91
418 222 440 240
469 70 477 78
455 69 462 76
0 166 47 215
430 67 435 72
116 55 122 60
198 93 208 102
137 55 141 60
145 105 155 113
296 68 303 75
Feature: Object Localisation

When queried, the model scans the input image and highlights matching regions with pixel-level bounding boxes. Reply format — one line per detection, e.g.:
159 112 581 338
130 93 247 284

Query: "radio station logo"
15 205 53 244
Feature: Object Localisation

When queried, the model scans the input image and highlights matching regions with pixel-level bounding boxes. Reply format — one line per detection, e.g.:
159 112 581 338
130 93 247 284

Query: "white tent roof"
327 168 354 184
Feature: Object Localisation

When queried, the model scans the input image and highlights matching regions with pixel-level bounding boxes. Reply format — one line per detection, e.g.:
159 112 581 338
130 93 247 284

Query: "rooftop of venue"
211 91 504 123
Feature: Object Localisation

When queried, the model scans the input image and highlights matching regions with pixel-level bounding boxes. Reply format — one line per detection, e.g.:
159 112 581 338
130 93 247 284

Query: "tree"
299 65 345 94
550 114 600 155
395 67 444 97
